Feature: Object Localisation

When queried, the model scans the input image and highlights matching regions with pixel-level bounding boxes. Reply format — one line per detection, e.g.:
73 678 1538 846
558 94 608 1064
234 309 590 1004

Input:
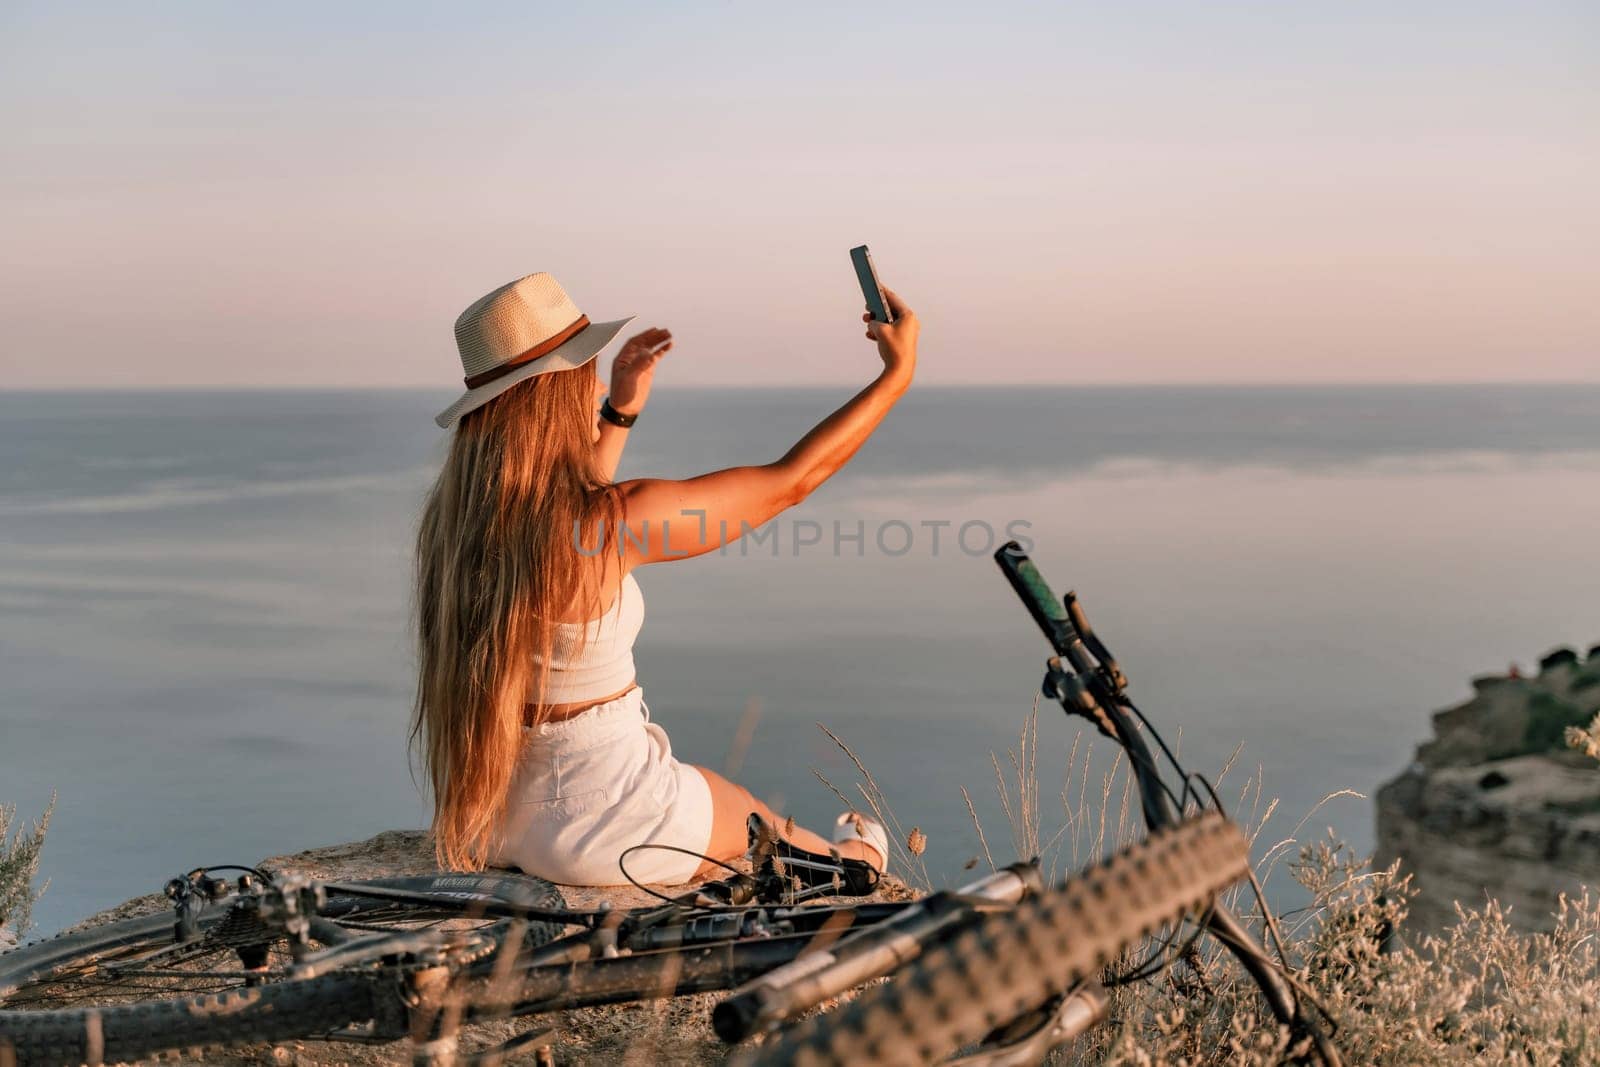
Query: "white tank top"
530 572 644 705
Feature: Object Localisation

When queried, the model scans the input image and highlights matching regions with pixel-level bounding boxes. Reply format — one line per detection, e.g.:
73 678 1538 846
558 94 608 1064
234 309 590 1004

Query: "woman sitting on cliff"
411 271 918 883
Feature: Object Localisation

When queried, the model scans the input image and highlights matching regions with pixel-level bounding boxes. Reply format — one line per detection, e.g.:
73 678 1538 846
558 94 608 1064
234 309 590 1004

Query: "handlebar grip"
994 541 1074 656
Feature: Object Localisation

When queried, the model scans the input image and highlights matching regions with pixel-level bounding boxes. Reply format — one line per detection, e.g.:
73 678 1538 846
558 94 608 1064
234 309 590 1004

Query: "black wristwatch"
599 398 638 429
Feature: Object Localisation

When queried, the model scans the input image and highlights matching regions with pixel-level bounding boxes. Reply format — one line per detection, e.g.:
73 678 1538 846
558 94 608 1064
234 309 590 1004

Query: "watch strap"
600 398 638 428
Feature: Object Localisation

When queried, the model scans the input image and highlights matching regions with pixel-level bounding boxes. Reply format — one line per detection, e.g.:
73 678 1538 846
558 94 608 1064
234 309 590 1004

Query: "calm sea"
3 386 1598 935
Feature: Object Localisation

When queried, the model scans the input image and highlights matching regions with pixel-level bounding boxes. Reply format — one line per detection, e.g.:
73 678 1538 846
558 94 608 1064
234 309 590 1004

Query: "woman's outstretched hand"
862 288 917 383
609 327 673 417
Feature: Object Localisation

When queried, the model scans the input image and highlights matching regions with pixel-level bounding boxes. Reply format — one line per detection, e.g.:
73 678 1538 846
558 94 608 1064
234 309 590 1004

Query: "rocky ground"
1376 644 1600 933
59 829 914 1066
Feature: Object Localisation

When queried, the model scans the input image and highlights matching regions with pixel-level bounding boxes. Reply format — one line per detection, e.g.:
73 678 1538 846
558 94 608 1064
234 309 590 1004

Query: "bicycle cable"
1083 684 1315 1017
1108 901 1216 986
1200 912 1342 1040
1106 692 1303 979
1190 770 1296 972
616 844 744 909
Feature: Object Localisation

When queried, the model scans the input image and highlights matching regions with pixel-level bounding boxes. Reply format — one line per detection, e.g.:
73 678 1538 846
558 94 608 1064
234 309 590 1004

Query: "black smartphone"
850 245 895 324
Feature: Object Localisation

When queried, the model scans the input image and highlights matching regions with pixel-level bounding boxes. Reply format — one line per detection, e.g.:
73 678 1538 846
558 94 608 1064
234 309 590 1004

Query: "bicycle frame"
186 846 895 985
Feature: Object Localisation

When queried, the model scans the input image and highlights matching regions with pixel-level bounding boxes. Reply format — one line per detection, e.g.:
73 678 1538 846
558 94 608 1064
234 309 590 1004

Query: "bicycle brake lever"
1044 659 1120 742
1064 592 1128 695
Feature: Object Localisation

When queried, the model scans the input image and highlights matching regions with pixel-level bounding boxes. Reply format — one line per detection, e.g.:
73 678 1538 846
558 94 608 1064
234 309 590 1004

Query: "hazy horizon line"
5 379 1600 394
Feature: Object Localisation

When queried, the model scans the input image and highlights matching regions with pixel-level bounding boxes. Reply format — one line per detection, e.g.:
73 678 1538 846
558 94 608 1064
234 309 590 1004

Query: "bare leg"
692 766 884 880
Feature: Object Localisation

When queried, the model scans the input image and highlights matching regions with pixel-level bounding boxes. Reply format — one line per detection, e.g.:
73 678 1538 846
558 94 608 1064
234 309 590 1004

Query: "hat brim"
434 315 637 429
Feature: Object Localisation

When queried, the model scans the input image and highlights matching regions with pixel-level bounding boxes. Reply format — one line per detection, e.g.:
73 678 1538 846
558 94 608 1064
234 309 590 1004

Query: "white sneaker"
831 811 889 870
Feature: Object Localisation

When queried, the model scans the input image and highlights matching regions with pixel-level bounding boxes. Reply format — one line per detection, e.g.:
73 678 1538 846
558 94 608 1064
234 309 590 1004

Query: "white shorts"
491 686 715 885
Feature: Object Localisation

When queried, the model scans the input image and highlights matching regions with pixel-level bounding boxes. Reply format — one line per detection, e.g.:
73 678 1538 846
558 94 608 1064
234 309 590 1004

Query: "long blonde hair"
411 364 622 870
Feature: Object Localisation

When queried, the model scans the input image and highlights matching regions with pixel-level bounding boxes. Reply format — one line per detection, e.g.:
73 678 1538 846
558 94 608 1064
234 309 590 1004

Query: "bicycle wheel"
747 812 1251 1067
0 870 566 1067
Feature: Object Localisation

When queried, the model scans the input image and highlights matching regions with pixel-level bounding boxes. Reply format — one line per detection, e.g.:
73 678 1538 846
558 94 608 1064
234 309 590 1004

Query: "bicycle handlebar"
994 541 1075 655
990 541 1342 1066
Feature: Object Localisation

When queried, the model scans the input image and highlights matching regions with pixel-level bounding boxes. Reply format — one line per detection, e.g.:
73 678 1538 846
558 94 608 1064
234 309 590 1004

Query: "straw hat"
434 272 635 429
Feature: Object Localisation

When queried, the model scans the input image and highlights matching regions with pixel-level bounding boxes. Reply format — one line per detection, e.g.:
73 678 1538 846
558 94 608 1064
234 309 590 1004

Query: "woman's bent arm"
596 327 673 483
617 289 919 566
595 420 630 483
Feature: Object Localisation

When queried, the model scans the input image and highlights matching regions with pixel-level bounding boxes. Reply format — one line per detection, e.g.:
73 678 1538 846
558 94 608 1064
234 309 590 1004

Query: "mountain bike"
0 542 1340 1065
724 543 1343 1065
0 831 899 1065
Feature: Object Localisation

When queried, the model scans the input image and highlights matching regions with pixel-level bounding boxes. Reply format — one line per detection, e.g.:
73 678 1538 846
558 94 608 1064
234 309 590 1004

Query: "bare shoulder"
548 552 630 624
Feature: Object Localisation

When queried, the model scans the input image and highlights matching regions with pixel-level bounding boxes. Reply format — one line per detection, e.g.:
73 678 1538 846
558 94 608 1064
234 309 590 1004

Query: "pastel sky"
3 2 1595 388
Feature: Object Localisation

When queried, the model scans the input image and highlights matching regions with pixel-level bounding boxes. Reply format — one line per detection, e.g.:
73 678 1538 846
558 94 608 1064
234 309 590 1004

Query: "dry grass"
0 796 50 948
956 710 1600 1065
813 721 933 891
1088 848 1600 1066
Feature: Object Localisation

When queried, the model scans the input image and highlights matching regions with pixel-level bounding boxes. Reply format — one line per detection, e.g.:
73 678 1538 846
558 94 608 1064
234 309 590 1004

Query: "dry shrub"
0 796 51 947
1084 840 1600 1065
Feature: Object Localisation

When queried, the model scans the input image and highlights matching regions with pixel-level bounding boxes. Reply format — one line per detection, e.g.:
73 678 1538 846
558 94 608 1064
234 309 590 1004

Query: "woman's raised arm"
596 327 674 482
615 289 919 566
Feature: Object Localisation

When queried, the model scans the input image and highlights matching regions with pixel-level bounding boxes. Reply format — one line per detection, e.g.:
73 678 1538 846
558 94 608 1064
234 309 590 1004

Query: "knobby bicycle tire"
747 812 1251 1067
0 871 566 1067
